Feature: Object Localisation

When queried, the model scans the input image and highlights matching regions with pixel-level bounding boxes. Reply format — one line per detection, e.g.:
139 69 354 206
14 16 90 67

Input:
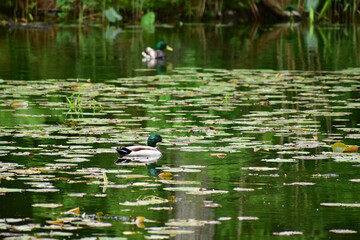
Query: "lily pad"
32 203 63 208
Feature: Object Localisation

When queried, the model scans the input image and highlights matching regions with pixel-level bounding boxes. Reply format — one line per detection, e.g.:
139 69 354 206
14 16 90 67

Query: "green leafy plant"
305 0 319 24
141 11 155 25
90 98 102 113
66 92 84 113
317 0 331 21
56 0 74 19
66 92 102 114
104 7 122 22
27 1 37 21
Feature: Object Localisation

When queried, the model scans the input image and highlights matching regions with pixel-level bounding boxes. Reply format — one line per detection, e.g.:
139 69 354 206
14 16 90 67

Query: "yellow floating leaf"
103 172 108 183
9 100 28 109
343 145 358 153
332 142 358 153
332 142 348 153
123 231 140 235
253 147 261 152
135 216 145 224
46 219 65 225
65 207 80 215
135 216 145 228
158 172 174 180
210 153 226 158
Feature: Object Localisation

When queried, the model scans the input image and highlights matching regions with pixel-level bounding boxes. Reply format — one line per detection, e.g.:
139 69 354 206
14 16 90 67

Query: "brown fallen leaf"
65 207 80 215
46 219 64 225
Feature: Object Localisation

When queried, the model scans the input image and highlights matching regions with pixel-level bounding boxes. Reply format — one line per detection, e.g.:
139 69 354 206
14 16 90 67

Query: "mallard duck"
116 134 163 159
142 41 173 61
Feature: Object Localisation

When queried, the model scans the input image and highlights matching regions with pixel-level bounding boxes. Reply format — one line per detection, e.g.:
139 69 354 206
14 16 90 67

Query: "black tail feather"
116 147 132 156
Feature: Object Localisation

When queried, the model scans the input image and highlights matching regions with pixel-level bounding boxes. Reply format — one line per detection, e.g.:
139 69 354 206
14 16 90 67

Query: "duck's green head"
147 134 163 147
155 41 173 51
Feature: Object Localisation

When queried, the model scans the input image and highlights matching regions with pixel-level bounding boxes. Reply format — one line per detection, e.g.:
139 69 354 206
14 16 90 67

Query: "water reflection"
116 153 162 176
116 155 162 164
0 24 360 81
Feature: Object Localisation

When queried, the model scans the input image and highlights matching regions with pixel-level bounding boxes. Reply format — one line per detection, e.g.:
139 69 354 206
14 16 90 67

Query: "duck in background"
142 41 173 61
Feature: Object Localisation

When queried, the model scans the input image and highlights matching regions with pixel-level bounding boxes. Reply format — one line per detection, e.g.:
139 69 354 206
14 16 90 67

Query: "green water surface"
0 24 360 239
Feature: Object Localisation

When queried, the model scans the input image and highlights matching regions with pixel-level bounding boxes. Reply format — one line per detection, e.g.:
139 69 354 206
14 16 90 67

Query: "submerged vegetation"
1 0 360 24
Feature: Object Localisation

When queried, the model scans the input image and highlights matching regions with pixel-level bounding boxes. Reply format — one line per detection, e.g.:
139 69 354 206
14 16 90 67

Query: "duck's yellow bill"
166 45 173 51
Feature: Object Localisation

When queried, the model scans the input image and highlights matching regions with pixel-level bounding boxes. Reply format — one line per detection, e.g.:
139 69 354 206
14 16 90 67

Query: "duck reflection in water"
115 155 162 176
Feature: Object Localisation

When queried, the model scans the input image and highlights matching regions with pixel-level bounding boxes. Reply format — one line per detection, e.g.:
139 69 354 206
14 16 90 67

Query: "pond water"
1 23 360 239
1 23 360 80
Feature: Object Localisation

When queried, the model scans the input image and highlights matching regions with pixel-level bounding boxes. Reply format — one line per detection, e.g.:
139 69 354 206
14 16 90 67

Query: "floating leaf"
321 203 360 207
116 174 148 178
273 231 303 236
186 188 228 195
86 221 112 227
203 201 221 208
123 231 141 235
9 100 28 109
32 203 63 208
68 193 86 197
343 145 358 153
158 172 174 180
65 207 80 215
146 227 194 235
135 216 146 228
233 187 255 192
166 219 220 227
242 167 278 171
0 187 23 193
211 153 227 158
120 197 168 206
163 186 200 192
148 207 173 211
332 142 348 153
28 184 60 190
36 231 73 237
46 219 65 225
283 182 316 186
238 216 259 221
329 229 357 234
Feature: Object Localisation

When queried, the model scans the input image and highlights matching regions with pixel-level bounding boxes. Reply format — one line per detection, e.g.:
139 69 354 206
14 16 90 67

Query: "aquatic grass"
66 92 84 113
